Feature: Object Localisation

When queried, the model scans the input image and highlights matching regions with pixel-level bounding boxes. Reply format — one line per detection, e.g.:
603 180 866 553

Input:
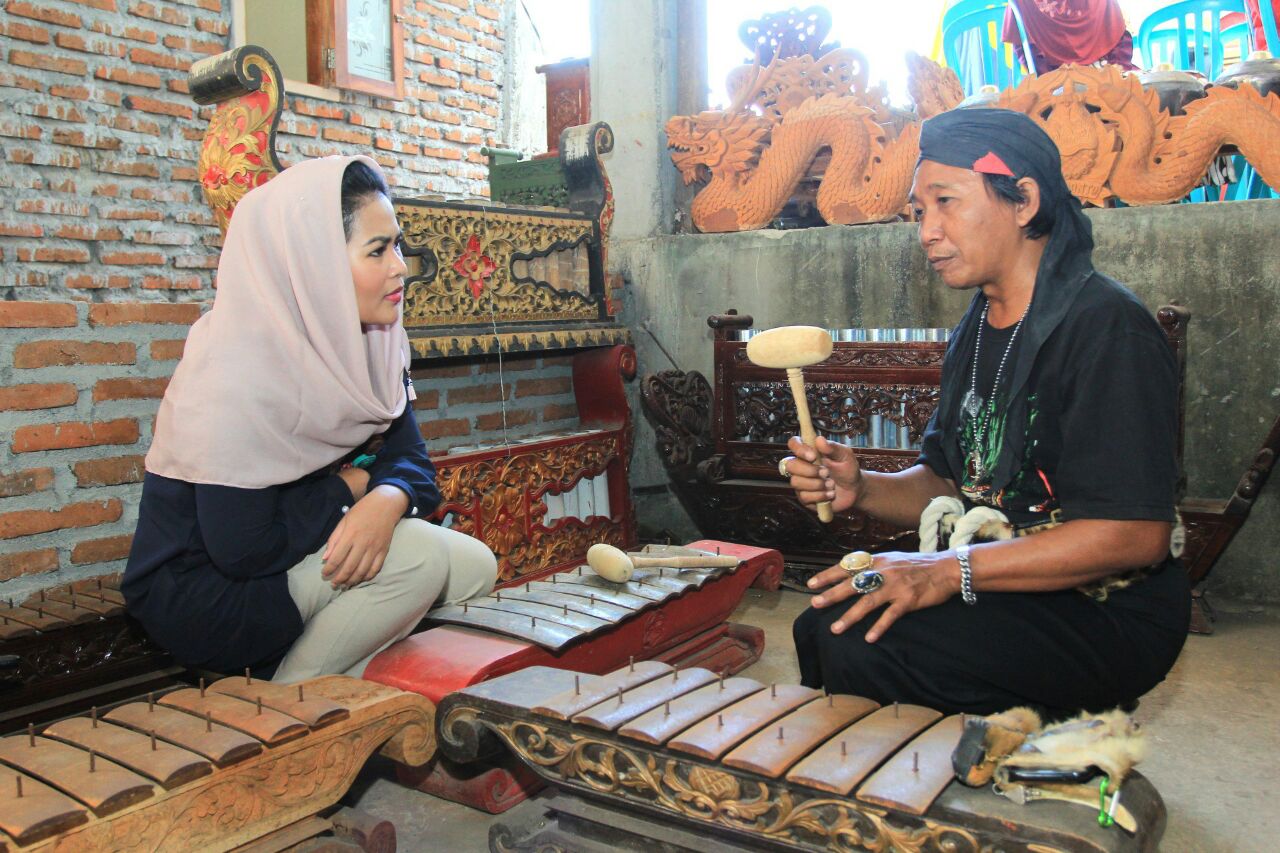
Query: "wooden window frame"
308 0 406 100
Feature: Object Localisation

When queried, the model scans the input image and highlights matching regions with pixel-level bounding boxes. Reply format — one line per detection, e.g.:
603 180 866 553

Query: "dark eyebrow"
908 181 961 203
363 230 403 247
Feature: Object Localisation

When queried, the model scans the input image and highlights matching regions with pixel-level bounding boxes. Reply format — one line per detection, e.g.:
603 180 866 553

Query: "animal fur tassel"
953 707 1147 833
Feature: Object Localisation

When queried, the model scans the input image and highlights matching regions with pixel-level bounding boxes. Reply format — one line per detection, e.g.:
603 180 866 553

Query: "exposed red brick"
0 499 122 540
89 303 203 326
149 339 185 361
72 533 135 564
93 377 169 401
54 224 123 241
13 340 137 368
410 364 473 380
129 46 185 71
0 468 55 498
100 250 165 266
7 1 83 28
322 127 374 146
476 3 501 20
0 549 59 582
542 403 578 422
64 273 133 289
411 389 440 410
12 418 140 453
68 0 119 11
103 207 163 220
476 409 536 431
1 20 51 44
0 383 78 411
8 50 88 77
448 384 511 405
16 199 90 216
515 377 574 398
73 455 146 487
95 66 162 89
419 417 470 441
124 94 193 119
0 222 42 238
128 1 191 27
0 302 77 328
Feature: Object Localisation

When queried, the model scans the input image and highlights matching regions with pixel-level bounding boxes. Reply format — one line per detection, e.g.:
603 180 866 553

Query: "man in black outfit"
781 109 1189 718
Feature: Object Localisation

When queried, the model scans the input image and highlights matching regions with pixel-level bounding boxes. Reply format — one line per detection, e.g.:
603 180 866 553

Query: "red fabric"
1243 0 1279 50
973 151 1015 176
1002 0 1128 68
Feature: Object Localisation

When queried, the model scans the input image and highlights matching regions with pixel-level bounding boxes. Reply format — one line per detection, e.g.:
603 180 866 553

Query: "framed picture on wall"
333 0 406 99
236 0 406 101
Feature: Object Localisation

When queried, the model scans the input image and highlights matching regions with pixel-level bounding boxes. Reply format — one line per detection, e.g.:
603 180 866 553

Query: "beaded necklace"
961 300 1029 482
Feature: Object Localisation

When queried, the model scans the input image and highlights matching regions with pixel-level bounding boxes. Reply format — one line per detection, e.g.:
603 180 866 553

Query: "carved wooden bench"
640 306 1274 630
0 674 432 852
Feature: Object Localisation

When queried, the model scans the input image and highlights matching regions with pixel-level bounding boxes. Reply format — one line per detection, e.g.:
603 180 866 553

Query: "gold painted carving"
669 54 1280 231
198 51 283 234
494 720 982 853
397 203 600 328
435 434 627 581
28 677 433 853
408 325 632 360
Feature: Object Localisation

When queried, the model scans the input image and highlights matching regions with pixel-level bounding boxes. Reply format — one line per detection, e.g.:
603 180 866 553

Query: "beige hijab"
146 155 409 488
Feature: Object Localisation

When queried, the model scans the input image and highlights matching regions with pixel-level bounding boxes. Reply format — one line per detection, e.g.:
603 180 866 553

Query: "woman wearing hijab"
123 155 497 682
782 109 1189 718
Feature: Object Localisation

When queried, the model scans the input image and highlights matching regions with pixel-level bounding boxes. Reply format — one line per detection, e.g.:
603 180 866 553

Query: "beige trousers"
272 518 497 683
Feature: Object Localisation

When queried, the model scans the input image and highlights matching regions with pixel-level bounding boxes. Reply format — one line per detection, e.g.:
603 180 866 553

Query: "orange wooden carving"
668 54 1280 232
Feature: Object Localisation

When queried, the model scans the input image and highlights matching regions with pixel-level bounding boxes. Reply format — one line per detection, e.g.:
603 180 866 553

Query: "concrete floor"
348 590 1280 852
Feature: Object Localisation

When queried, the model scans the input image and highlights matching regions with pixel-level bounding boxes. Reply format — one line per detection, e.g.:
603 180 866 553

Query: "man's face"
909 160 1027 291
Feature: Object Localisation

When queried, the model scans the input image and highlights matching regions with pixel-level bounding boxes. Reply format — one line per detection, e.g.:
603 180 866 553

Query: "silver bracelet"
956 544 977 605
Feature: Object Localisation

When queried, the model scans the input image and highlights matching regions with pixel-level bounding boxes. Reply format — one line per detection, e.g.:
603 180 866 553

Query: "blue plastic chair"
1137 0 1251 80
942 0 1035 96
1260 0 1280 52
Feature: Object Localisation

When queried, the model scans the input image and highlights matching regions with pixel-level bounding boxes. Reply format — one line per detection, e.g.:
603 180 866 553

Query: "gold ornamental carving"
435 435 627 581
668 53 1280 231
397 203 601 328
194 50 284 234
493 720 983 853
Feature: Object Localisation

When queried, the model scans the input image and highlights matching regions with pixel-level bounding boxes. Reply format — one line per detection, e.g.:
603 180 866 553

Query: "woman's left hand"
321 486 409 589
807 551 961 643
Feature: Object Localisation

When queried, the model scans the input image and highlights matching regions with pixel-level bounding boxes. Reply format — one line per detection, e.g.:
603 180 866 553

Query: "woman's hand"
782 435 864 514
807 551 961 642
321 485 409 589
337 466 370 502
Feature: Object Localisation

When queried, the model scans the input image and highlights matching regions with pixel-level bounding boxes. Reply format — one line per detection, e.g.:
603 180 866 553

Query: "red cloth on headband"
1003 0 1128 69
973 152 1015 177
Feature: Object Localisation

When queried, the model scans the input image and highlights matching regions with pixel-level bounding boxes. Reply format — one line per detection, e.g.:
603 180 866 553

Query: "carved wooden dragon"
669 53 1280 232
666 49 927 232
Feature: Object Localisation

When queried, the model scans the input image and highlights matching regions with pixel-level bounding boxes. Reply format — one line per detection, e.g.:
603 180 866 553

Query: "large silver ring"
778 456 795 478
851 569 884 594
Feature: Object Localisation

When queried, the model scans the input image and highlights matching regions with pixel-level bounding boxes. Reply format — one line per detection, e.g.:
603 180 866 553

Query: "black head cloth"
919 108 1097 499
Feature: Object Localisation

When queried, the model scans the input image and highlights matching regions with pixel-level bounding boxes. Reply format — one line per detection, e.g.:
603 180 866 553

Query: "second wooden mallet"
746 325 835 522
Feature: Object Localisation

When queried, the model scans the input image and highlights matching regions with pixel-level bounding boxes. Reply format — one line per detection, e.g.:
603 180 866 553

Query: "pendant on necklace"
967 449 988 482
962 389 982 420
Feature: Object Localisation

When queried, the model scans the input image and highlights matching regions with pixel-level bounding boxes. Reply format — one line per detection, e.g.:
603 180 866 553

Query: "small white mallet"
586 543 740 583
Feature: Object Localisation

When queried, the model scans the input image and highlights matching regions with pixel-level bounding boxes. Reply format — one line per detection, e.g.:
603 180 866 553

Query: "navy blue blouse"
122 402 440 674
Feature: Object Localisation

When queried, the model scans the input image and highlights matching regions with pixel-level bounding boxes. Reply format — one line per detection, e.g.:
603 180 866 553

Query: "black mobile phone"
1004 765 1102 785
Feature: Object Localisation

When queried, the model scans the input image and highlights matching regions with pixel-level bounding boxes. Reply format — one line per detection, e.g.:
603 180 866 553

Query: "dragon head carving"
665 110 770 185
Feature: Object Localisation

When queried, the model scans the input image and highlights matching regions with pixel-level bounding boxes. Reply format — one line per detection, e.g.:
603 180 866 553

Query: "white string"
477 201 512 456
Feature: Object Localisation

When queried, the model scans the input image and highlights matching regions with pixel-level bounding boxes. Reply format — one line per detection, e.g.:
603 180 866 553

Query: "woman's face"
347 193 408 327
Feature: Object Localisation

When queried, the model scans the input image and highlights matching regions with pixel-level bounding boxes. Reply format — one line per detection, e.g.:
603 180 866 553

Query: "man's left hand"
807 551 961 643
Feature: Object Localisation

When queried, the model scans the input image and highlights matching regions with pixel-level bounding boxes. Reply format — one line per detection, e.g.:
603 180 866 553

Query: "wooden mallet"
586 543 741 583
746 325 835 522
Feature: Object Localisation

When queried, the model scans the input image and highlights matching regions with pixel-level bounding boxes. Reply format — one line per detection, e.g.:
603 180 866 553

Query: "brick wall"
0 0 580 598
